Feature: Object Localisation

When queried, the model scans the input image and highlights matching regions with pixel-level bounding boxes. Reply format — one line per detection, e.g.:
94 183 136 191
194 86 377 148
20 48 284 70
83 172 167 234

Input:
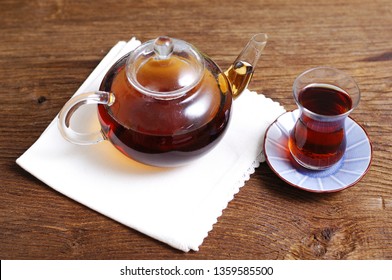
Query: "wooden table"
1 0 391 259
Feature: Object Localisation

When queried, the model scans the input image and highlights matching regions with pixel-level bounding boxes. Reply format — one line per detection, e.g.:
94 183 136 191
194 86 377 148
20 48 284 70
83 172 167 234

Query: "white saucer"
264 110 372 193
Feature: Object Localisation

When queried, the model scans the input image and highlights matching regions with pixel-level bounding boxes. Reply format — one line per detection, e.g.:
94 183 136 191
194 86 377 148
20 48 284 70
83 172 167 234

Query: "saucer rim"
263 110 373 193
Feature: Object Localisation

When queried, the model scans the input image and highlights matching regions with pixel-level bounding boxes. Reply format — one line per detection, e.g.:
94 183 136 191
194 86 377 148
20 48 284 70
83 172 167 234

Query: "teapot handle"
57 91 115 145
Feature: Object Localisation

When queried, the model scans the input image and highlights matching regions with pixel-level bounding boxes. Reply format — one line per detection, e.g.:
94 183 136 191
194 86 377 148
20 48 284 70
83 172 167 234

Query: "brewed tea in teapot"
58 34 268 167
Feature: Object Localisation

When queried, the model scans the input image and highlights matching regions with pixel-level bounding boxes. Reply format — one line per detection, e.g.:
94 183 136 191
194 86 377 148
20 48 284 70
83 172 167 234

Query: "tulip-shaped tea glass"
288 67 361 170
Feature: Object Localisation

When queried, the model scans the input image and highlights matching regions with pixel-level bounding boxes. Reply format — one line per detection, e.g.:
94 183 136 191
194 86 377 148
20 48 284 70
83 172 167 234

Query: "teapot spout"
224 33 268 98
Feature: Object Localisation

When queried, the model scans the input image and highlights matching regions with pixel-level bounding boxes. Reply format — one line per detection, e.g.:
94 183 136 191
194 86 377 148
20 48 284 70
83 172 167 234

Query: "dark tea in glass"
288 67 360 170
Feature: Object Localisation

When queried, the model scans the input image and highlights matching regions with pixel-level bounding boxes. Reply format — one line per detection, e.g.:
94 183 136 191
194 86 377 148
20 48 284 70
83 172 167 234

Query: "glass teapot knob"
154 36 174 59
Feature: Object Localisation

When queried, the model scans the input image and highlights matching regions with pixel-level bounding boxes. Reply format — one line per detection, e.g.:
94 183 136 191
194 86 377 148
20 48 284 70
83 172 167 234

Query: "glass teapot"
58 34 267 167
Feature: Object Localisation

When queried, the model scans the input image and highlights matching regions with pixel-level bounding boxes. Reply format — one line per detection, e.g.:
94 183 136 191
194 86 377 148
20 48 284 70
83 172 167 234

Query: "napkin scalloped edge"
16 37 286 252
190 151 265 251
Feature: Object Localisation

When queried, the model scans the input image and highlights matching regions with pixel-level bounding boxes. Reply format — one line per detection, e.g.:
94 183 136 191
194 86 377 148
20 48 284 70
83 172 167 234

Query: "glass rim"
293 66 361 120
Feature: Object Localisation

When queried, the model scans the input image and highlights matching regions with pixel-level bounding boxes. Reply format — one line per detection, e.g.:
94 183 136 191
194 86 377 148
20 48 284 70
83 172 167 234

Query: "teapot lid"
126 36 205 99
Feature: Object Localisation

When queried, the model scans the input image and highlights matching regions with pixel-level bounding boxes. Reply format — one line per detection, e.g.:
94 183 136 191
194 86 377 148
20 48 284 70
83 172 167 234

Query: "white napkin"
16 37 285 252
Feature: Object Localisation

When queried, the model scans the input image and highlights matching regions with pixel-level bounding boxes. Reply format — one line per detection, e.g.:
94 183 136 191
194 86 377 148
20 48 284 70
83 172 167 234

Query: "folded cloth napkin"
16 37 285 252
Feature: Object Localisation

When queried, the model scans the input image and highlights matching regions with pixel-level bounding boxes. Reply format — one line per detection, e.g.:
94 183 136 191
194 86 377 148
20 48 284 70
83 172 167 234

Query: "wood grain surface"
1 0 391 259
